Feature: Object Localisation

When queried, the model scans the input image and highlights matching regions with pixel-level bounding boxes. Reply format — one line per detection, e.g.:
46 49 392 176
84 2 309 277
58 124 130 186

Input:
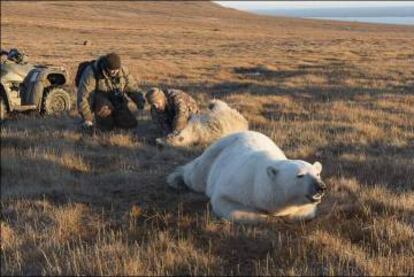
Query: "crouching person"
145 88 199 139
76 52 146 131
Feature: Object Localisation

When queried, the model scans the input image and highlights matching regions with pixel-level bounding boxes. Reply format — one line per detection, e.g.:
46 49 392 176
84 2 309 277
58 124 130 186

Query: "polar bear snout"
315 180 327 194
306 180 327 203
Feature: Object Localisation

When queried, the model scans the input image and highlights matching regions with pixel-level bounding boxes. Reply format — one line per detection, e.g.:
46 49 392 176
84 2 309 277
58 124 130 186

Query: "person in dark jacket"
77 52 145 131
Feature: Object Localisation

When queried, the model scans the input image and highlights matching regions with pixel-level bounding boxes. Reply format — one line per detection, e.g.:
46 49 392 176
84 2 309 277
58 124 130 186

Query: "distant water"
309 17 414 26
250 6 414 26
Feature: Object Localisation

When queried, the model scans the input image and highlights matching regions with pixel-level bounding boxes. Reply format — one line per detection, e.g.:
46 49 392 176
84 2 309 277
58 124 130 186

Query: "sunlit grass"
1 1 414 275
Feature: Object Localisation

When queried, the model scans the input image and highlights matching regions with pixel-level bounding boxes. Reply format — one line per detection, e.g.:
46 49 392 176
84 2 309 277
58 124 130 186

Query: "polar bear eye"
297 174 305 178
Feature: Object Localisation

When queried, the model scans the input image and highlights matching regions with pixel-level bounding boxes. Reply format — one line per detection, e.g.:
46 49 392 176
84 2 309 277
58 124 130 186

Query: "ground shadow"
153 80 395 105
150 60 411 103
1 113 202 221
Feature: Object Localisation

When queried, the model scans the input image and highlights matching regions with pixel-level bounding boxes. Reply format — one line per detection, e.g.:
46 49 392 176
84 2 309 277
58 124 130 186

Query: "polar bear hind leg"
167 166 187 190
211 196 268 224
171 134 241 192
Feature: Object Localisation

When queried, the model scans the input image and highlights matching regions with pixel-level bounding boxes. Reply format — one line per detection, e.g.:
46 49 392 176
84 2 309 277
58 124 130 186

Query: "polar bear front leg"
287 204 318 221
211 197 268 224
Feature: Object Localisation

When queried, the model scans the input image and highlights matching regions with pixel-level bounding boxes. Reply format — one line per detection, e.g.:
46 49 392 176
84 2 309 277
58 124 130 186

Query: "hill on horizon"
1 1 414 276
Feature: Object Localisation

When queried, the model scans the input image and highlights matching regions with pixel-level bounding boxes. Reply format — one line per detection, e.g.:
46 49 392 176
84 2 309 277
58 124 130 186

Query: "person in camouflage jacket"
77 52 146 131
146 87 199 137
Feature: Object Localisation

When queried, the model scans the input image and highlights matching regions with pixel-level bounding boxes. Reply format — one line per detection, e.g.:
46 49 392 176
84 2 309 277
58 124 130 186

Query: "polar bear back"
178 131 286 195
205 131 287 198
208 130 286 162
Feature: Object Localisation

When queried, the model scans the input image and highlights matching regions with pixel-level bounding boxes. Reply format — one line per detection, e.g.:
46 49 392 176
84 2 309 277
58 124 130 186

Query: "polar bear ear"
313 162 322 173
266 166 278 180
297 167 307 178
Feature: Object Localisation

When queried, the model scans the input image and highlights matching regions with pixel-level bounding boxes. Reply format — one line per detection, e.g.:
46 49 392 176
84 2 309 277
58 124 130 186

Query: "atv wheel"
42 87 71 115
0 96 7 121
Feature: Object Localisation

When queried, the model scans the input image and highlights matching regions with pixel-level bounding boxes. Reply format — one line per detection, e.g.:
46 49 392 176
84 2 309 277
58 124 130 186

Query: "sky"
215 1 414 10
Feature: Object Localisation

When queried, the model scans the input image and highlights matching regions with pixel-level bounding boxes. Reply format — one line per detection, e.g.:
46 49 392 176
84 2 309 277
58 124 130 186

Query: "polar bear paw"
166 167 187 190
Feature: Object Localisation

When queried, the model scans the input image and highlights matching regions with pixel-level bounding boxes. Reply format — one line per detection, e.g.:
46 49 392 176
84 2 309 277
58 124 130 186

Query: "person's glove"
155 137 166 146
81 120 94 134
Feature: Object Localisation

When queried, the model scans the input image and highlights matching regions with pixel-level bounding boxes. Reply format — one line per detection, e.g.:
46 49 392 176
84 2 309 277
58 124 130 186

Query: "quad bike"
0 48 72 121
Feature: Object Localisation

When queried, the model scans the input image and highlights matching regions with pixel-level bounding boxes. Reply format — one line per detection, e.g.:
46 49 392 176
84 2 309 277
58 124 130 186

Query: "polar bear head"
159 116 205 147
260 160 327 214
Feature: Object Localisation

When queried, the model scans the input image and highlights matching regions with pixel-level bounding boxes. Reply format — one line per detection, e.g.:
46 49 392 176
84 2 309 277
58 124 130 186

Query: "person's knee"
96 115 115 131
117 117 137 129
114 107 137 129
121 119 138 129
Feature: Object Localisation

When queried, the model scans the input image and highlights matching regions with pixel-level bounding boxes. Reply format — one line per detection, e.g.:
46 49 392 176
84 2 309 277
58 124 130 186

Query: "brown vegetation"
1 1 414 275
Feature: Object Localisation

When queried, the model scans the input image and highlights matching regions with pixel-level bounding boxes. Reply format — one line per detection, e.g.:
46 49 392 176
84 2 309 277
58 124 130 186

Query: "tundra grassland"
1 1 414 275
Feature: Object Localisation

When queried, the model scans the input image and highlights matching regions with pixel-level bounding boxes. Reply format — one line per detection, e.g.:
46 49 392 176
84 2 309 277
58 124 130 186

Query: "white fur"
159 99 248 147
167 131 325 224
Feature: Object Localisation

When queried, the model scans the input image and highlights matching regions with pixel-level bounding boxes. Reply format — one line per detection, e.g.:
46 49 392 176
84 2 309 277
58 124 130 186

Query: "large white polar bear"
167 131 327 224
157 99 248 147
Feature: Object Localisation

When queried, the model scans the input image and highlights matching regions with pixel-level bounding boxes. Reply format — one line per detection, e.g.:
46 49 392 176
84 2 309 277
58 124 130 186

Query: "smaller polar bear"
156 99 248 147
167 131 327 224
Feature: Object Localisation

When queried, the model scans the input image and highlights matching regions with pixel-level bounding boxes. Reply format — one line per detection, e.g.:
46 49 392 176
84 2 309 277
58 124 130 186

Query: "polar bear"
167 131 327 224
156 99 248 147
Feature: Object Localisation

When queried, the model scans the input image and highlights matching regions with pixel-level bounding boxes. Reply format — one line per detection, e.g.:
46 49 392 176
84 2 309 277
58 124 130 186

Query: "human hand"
96 105 112 117
81 120 94 134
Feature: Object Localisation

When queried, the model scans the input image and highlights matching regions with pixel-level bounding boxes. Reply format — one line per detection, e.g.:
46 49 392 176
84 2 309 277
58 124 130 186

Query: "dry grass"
1 1 414 275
